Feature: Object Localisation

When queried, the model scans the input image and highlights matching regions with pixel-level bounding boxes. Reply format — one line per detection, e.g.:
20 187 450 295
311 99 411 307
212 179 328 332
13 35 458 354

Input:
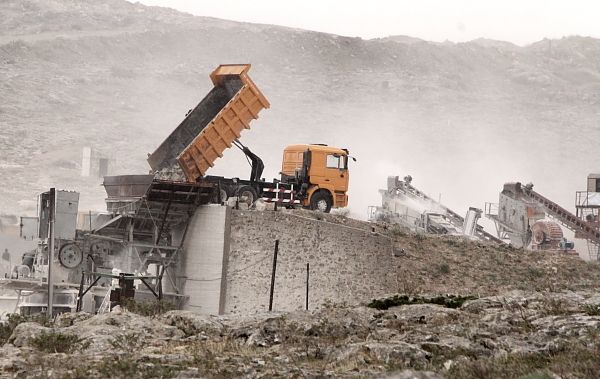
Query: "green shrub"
540 298 571 316
526 267 544 278
28 331 86 353
0 313 51 344
109 332 143 350
390 227 408 237
368 294 477 310
438 263 450 274
582 304 600 316
122 299 177 317
68 356 184 378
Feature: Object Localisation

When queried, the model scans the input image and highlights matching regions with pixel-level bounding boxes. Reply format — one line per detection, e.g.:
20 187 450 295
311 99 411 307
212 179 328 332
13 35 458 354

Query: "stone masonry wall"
224 210 396 314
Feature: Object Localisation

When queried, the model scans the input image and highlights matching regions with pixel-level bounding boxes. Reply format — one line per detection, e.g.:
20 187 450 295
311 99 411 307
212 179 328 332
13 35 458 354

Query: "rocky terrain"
2 286 600 378
1 0 600 220
1 226 600 378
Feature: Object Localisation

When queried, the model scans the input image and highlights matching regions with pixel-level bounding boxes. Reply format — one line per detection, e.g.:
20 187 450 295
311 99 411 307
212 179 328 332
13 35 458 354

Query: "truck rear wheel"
236 185 258 207
310 191 332 213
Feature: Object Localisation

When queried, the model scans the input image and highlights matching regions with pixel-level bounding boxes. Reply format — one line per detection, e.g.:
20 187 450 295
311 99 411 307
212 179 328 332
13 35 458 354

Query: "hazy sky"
133 0 600 45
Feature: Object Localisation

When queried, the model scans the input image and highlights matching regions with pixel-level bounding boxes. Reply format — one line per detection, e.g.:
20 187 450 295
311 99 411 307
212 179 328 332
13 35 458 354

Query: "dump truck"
147 64 352 212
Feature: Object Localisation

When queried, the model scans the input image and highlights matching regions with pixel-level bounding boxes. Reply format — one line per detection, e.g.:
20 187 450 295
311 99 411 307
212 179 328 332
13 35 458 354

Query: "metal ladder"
97 290 111 314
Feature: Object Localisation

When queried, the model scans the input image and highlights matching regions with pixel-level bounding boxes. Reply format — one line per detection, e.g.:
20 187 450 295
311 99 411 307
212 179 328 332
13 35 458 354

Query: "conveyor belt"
404 183 504 244
521 186 600 245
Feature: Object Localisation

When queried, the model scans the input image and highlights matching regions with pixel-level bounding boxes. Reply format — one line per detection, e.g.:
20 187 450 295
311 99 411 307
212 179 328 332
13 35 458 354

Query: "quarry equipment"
2 64 355 317
147 64 351 212
0 182 190 316
530 220 576 254
485 180 600 257
463 207 483 236
369 176 502 243
417 212 462 235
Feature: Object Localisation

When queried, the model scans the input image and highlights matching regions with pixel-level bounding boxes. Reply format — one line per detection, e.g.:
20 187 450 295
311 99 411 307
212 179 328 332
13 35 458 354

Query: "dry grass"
385 231 600 296
447 337 600 379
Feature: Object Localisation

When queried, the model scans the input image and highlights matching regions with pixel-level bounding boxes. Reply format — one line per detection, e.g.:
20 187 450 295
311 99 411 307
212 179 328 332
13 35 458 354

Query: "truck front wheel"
310 191 332 213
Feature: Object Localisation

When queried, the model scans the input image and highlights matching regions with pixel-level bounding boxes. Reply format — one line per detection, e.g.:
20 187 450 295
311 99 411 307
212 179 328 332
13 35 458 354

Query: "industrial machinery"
530 220 576 254
484 181 598 256
147 64 352 213
0 186 182 316
575 174 600 259
369 175 502 243
0 64 355 317
484 182 546 248
417 212 463 235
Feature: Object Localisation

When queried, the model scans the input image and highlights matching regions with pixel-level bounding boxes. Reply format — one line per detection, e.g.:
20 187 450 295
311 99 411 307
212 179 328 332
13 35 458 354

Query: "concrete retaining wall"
180 205 231 314
223 210 395 314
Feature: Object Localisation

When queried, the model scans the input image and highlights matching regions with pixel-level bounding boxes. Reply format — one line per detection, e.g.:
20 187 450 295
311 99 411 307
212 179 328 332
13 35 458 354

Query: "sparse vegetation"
0 313 50 344
526 266 545 279
582 303 600 316
109 332 143 350
447 339 600 379
540 297 572 316
122 299 177 317
438 262 450 274
85 356 185 379
28 330 87 353
368 294 477 310
390 226 409 238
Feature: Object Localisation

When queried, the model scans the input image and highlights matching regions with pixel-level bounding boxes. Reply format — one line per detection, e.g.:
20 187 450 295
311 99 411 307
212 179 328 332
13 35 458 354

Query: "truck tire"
310 190 332 213
236 185 258 207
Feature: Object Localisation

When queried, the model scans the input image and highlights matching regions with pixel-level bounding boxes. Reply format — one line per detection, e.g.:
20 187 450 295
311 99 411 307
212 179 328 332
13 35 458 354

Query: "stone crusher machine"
368 175 503 243
484 182 600 256
146 64 353 213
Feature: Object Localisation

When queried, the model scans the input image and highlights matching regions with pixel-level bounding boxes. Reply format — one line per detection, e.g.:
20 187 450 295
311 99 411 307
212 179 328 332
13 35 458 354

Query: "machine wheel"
236 185 258 207
310 191 332 213
531 220 563 248
58 243 83 268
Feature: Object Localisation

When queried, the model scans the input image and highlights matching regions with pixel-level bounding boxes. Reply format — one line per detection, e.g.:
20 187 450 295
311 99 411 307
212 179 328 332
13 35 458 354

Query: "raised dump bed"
147 64 270 182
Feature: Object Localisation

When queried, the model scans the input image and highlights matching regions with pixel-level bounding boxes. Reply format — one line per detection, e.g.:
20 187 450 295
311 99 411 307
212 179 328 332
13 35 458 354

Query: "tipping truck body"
148 64 351 212
147 64 270 178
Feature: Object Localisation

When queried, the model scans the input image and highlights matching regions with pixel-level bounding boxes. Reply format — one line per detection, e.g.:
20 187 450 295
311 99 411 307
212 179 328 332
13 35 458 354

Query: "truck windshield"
326 154 347 170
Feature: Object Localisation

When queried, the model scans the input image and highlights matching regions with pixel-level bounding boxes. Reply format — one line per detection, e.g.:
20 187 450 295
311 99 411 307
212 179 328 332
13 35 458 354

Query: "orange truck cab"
281 144 350 212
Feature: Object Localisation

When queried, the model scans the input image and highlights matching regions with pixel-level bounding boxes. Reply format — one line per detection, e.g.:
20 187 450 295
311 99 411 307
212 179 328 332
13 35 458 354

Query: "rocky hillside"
1 0 599 222
2 222 600 378
6 223 600 379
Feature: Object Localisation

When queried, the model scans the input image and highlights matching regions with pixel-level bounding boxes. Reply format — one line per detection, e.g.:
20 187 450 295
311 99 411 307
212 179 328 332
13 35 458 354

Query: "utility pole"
306 263 309 311
47 188 56 318
268 239 279 311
